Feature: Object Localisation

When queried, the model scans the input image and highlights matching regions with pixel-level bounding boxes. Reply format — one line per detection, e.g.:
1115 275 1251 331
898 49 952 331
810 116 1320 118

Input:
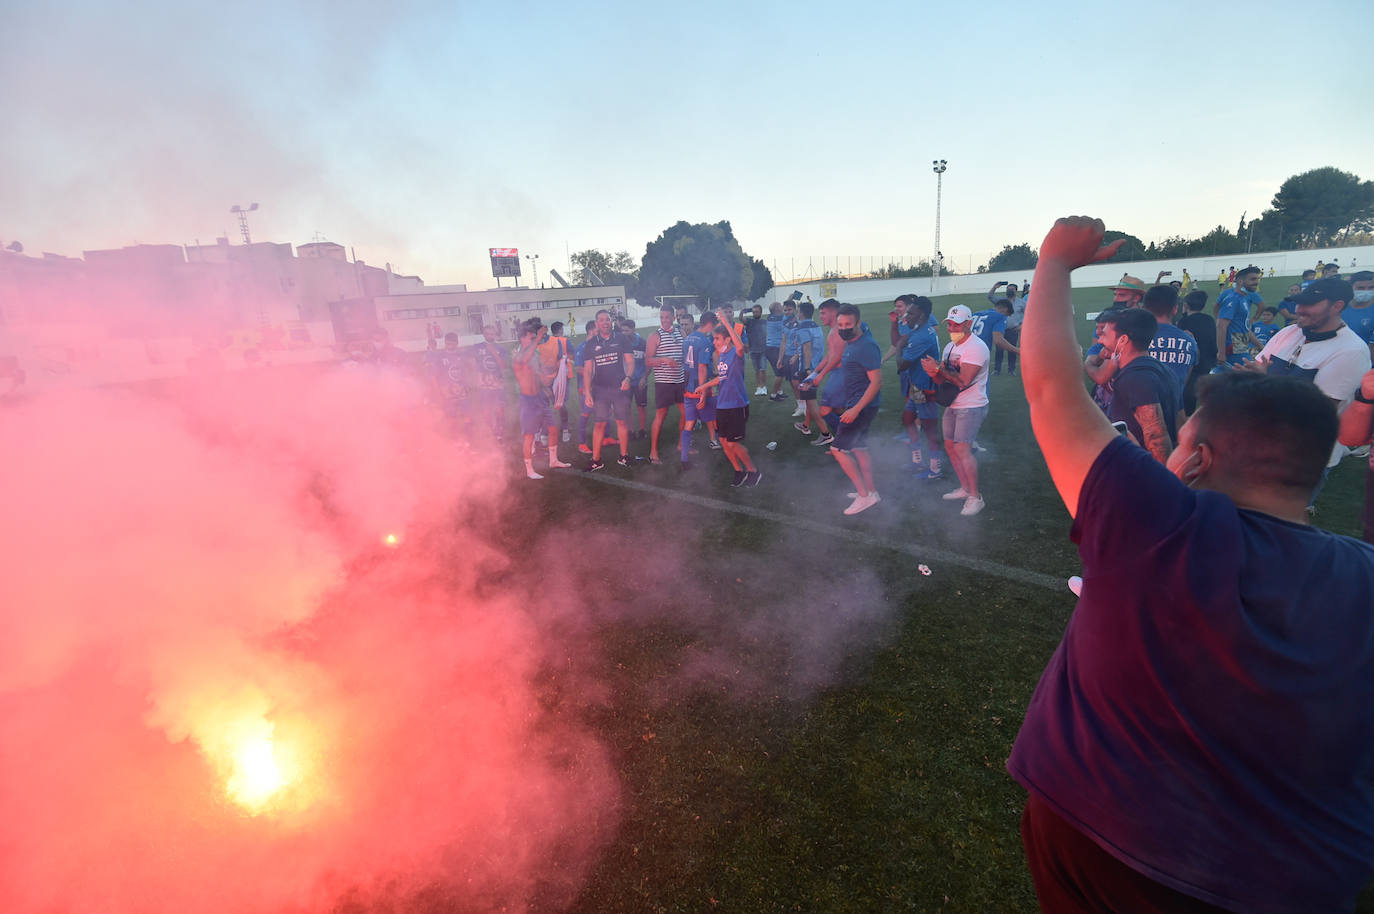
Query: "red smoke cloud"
0 366 619 913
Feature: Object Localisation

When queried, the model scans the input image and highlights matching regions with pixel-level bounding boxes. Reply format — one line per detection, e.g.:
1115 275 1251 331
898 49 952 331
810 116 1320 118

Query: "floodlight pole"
931 160 947 289
229 202 259 245
525 253 540 289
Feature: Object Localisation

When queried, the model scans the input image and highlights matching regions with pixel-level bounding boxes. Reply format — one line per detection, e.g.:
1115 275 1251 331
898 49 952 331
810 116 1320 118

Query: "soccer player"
692 312 760 487
970 299 1020 363
790 301 829 439
681 310 721 467
1250 306 1280 347
769 298 798 401
581 309 637 472
469 325 510 444
746 303 769 395
829 303 883 515
1216 266 1263 367
896 297 943 477
644 304 686 464
536 320 572 443
1013 213 1374 914
1344 270 1374 361
805 298 848 448
513 320 572 478
923 305 991 516
987 281 1026 374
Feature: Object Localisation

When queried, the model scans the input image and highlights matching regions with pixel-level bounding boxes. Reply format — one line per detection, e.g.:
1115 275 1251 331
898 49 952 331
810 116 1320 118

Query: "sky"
3 0 1372 288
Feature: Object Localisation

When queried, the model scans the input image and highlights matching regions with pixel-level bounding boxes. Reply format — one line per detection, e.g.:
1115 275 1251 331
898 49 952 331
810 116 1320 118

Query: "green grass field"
497 279 1373 913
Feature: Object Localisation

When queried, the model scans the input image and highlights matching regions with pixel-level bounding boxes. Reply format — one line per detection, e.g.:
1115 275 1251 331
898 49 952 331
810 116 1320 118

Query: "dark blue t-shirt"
746 316 768 352
1146 323 1197 396
715 347 749 409
627 332 647 382
1008 437 1374 913
1108 355 1179 444
839 331 882 409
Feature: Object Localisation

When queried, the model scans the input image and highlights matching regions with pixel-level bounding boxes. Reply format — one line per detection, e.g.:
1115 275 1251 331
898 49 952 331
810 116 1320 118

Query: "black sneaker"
745 470 763 487
730 470 747 487
584 460 604 472
616 455 632 468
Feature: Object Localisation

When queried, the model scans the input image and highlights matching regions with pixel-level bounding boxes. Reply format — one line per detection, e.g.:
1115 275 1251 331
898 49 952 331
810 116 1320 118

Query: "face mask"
1354 290 1374 304
949 327 970 343
837 327 858 341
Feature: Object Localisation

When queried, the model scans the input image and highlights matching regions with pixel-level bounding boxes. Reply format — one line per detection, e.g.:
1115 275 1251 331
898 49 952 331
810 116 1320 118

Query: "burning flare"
227 731 287 811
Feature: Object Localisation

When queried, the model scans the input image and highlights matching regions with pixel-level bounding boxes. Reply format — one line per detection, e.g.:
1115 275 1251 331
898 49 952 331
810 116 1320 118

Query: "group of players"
500 289 1005 518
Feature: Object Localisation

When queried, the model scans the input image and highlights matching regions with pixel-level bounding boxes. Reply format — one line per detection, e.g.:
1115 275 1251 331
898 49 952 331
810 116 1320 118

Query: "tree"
1268 167 1374 247
570 249 638 287
748 258 774 301
987 242 1038 272
1101 231 1148 263
636 221 755 310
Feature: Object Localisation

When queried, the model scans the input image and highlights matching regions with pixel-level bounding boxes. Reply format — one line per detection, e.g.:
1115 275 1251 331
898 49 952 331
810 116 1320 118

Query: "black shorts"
831 404 877 451
631 381 648 407
765 346 781 369
716 405 749 442
592 386 630 423
798 385 817 401
655 381 685 408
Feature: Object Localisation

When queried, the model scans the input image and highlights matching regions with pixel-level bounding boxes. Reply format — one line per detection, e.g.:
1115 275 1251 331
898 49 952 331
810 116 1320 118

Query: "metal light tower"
525 252 540 289
931 160 947 285
230 203 259 244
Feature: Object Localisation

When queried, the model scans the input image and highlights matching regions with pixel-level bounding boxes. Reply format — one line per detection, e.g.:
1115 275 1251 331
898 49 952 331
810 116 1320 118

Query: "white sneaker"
755 386 767 396
792 406 806 418
843 492 879 515
561 429 571 442
960 495 985 516
1351 444 1372 458
971 440 987 453
526 467 544 480
942 487 970 500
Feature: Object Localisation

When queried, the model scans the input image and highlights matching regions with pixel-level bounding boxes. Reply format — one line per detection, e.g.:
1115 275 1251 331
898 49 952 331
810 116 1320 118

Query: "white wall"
758 244 1374 306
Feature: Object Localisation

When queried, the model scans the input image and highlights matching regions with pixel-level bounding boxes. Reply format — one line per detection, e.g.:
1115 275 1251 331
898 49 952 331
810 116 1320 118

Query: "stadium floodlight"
931 161 947 287
229 203 259 244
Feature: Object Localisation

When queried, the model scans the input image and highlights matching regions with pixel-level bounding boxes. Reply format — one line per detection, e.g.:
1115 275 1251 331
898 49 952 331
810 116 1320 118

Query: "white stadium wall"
755 244 1374 307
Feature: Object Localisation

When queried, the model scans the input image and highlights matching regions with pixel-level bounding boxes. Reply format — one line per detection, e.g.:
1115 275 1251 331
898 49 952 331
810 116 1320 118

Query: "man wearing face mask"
1099 309 1178 464
1106 275 1146 309
1216 266 1263 368
1012 215 1374 914
922 305 991 516
1342 271 1374 361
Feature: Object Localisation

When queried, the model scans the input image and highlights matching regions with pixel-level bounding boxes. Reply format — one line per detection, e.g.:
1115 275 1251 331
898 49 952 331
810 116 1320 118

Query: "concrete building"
375 284 628 348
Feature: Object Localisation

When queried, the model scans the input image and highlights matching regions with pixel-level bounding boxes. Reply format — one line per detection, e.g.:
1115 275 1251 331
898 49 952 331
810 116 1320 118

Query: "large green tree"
1267 167 1374 247
987 243 1038 272
748 258 774 302
1101 231 1148 262
636 221 754 310
570 249 638 287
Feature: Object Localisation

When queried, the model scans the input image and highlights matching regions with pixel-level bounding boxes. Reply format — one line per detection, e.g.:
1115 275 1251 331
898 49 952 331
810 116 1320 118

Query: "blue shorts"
831 404 878 451
750 351 766 371
905 398 938 420
519 393 554 435
821 378 846 411
685 393 717 423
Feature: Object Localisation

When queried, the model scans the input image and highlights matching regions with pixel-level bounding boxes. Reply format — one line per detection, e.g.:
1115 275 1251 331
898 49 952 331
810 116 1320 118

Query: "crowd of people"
400 252 1374 536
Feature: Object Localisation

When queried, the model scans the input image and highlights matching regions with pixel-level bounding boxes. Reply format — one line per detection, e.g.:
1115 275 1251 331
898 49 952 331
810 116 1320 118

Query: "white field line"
562 470 1068 593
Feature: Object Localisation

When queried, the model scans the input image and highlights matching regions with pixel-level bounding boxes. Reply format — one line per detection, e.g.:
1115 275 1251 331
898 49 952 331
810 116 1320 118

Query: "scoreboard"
489 247 521 278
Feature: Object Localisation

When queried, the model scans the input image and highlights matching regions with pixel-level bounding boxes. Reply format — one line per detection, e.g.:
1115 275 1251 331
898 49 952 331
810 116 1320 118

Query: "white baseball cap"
945 305 973 323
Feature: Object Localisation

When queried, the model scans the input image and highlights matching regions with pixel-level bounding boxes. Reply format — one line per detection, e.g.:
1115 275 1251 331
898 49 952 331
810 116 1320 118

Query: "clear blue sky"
3 0 1371 288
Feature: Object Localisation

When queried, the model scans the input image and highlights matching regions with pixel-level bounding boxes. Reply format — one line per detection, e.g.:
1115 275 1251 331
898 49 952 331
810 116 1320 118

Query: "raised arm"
1021 216 1123 518
1338 370 1374 448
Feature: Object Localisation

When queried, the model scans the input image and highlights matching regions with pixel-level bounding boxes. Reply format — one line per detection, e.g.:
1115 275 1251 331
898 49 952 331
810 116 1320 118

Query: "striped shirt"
652 326 686 383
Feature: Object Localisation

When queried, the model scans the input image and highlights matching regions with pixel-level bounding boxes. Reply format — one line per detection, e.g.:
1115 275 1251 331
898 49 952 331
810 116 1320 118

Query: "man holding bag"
922 305 991 516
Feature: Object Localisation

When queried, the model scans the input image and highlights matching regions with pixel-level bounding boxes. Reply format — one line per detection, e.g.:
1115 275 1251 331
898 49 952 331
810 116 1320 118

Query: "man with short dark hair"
470 325 510 444
1141 284 1197 408
987 281 1026 374
790 301 829 440
581 309 637 472
619 319 649 440
680 311 721 466
644 305 686 465
1013 215 1374 914
1177 291 1216 415
514 320 572 479
896 297 943 477
1217 266 1263 367
829 303 883 515
1098 308 1178 463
